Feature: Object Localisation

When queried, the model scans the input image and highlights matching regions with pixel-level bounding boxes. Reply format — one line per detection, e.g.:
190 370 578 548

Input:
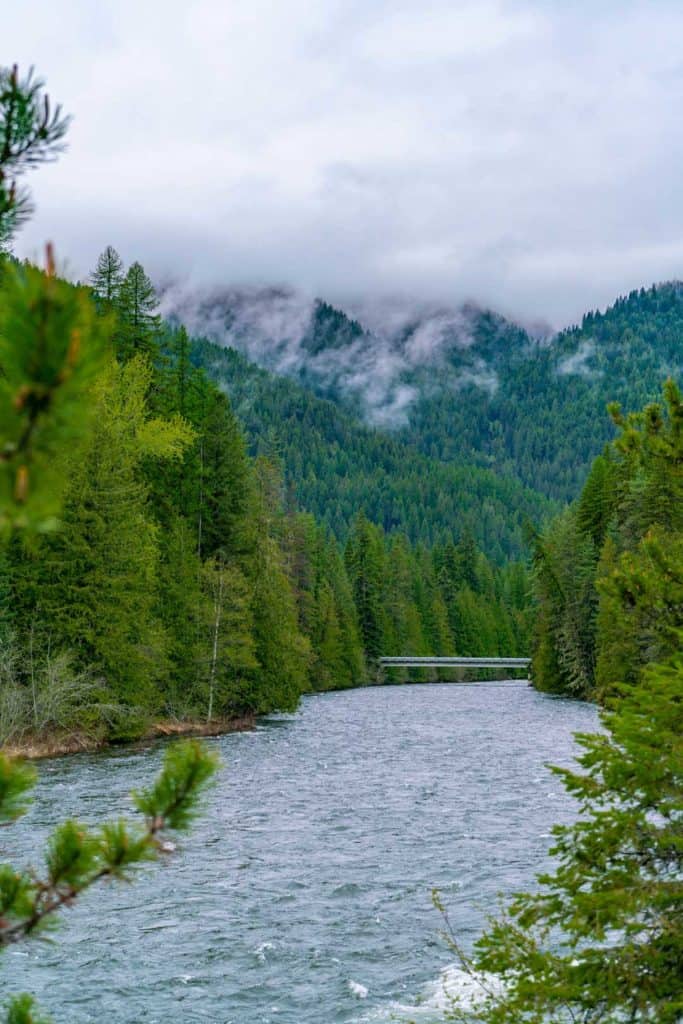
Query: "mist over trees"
0 240 532 747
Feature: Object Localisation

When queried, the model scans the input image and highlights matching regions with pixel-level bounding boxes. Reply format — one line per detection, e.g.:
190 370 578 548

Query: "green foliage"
0 65 69 249
89 245 124 311
0 742 218 947
0 260 110 531
189 283 683 558
32 357 193 718
443 656 683 1023
0 752 35 822
532 380 683 701
0 740 218 1020
5 994 51 1024
191 338 557 561
117 261 161 361
133 739 218 831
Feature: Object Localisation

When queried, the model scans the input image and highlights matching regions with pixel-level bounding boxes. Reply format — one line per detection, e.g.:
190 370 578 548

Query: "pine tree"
38 357 194 725
117 261 161 361
90 245 124 311
345 513 386 664
199 390 255 561
155 515 206 717
0 65 69 250
444 656 683 1023
249 460 311 712
0 258 109 532
200 552 257 720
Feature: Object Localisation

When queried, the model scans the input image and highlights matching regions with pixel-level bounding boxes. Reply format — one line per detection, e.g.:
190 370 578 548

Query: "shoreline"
2 714 257 761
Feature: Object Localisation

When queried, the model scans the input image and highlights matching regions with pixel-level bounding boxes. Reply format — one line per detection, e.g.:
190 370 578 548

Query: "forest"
0 243 531 748
0 57 681 1024
531 376 683 701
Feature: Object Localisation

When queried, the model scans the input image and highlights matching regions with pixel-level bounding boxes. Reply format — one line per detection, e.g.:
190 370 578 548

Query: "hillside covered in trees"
0 246 531 749
190 337 556 561
170 281 683 508
531 377 683 701
4 245 682 743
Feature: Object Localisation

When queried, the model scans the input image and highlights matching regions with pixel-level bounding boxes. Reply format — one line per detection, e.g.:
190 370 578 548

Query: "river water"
1 682 597 1023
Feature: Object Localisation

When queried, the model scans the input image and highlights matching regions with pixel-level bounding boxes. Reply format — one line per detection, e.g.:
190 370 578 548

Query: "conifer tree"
117 261 161 361
37 357 194 725
0 65 69 250
200 552 257 719
90 245 124 311
154 515 206 716
249 459 310 711
345 513 386 664
199 390 255 560
443 656 683 1023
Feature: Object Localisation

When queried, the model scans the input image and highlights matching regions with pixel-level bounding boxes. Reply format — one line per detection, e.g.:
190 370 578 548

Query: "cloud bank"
7 1 683 324
162 283 496 425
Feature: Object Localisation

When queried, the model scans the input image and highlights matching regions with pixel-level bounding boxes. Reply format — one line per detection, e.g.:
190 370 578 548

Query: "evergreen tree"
0 65 69 250
155 515 206 716
90 245 124 311
117 261 161 361
345 513 386 664
38 358 193 725
248 459 311 712
444 657 683 1023
532 380 683 701
200 553 257 720
199 390 255 561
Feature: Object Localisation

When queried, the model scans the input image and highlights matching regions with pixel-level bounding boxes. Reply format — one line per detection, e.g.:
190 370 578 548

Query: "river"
1 682 597 1023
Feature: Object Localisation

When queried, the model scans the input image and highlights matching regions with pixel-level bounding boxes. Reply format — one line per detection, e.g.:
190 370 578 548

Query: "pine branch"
0 740 218 948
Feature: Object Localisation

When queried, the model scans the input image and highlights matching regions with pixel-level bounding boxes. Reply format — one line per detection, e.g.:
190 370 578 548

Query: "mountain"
189 338 555 562
173 281 683 555
400 283 683 501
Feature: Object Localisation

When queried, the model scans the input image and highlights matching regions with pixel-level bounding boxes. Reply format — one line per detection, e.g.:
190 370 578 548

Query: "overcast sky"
7 0 683 326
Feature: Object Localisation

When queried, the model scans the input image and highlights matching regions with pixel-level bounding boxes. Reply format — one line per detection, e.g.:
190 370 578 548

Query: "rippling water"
1 683 597 1022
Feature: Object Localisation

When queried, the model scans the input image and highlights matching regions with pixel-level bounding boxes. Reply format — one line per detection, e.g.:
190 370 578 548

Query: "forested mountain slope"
403 283 683 500
190 338 556 561
172 282 683 506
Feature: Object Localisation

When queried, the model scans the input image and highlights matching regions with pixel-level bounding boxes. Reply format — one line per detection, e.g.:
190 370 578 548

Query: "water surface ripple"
1 683 597 1022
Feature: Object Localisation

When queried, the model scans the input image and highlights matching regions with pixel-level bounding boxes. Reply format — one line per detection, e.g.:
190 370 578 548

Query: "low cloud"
557 339 600 379
162 284 499 425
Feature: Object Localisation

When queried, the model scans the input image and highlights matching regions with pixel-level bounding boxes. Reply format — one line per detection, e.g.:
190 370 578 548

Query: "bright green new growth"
133 738 219 831
0 754 35 822
0 259 110 532
0 740 219 1021
5 994 50 1024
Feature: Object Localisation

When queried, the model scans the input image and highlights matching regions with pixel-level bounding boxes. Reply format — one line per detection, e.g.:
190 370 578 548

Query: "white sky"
6 0 683 326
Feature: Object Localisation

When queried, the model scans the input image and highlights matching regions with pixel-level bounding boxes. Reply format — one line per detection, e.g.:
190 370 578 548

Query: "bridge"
379 656 531 673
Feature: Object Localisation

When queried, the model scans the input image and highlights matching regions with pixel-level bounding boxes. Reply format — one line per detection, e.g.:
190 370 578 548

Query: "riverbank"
2 714 256 760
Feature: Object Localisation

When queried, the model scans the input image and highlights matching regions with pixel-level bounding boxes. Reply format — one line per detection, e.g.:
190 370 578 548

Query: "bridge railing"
379 656 530 668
